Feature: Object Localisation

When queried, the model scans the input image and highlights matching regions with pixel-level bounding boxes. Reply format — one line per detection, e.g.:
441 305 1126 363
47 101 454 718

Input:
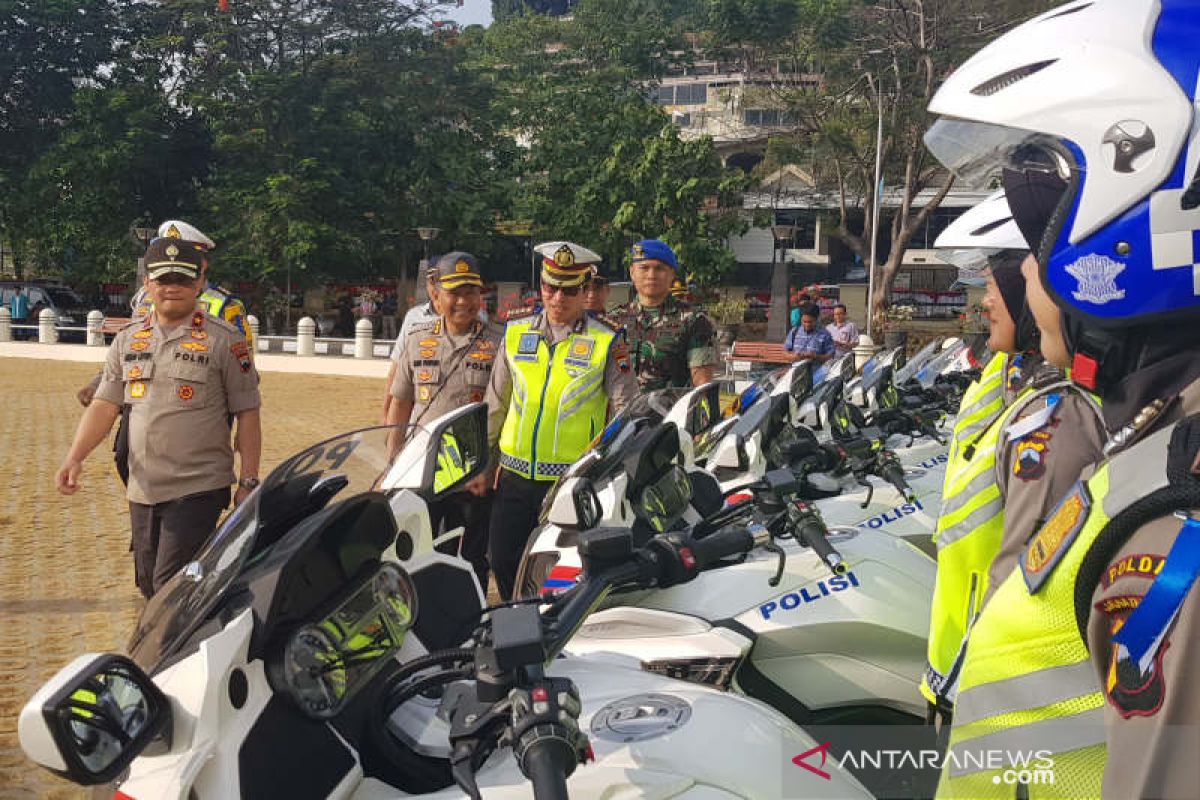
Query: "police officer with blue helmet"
925 1 1200 796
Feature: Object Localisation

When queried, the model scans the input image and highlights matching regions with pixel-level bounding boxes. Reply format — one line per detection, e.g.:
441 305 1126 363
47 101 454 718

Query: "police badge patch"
515 331 542 362
565 337 595 369
1065 254 1126 305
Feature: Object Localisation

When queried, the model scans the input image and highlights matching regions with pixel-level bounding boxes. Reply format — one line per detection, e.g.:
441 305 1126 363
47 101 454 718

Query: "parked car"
0 281 92 341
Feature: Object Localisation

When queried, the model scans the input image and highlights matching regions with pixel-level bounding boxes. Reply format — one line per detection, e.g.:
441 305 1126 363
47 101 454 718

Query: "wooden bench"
725 340 795 376
731 341 794 365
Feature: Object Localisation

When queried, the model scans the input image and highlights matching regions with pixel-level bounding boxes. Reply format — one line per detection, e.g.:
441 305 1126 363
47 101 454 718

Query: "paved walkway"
0 341 391 378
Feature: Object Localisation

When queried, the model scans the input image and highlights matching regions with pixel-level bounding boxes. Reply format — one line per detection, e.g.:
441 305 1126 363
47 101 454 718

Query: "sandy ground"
0 359 385 798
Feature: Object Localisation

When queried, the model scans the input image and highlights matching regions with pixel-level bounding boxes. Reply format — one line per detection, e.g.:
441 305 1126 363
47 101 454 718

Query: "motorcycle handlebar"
521 735 573 800
795 516 846 575
689 524 756 568
879 460 916 502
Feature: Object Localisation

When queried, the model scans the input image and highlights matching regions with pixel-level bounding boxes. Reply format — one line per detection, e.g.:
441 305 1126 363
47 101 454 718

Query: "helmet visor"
924 118 1074 190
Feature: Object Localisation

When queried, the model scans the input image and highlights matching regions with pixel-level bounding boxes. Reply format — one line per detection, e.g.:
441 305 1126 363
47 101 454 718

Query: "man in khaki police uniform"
56 237 262 598
387 251 501 588
485 242 638 600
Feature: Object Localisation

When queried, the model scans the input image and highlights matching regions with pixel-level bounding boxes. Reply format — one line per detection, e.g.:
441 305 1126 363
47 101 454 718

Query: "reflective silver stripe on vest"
936 496 1004 549
1102 425 1172 518
953 660 1100 727
938 449 999 519
558 369 605 418
948 707 1106 777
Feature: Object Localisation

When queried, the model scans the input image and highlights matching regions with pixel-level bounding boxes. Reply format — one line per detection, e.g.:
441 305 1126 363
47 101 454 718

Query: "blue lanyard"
1113 513 1200 670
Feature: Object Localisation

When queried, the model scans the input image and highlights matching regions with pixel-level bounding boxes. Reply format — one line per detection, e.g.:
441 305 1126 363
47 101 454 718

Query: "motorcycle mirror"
19 653 171 786
546 477 602 530
381 403 488 496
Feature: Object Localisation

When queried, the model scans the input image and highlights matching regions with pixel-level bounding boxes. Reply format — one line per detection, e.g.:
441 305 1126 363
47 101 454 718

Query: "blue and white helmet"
925 0 1200 329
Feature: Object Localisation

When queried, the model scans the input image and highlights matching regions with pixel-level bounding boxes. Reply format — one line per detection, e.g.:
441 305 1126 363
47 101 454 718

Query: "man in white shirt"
382 269 440 423
825 303 860 356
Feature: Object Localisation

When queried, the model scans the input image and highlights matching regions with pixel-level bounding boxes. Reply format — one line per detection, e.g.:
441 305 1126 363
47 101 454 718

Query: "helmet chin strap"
1063 316 1172 394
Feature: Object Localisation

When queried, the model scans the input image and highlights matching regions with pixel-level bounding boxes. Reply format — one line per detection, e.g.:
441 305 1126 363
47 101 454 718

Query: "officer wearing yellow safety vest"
922 194 1106 725
485 241 638 601
926 1 1200 796
76 220 253 486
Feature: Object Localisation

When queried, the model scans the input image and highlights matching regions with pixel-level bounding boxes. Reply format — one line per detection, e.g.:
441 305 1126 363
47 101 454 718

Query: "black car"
1 281 92 341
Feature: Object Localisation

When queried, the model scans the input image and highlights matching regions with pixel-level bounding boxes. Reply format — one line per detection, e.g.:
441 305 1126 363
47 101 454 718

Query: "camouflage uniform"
618 296 717 391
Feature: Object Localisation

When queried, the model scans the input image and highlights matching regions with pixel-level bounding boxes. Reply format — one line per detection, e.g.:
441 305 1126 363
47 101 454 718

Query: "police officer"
582 267 611 315
55 237 262 598
926 1 1200 796
922 207 1106 726
485 242 638 600
618 239 717 390
387 252 501 589
76 221 252 484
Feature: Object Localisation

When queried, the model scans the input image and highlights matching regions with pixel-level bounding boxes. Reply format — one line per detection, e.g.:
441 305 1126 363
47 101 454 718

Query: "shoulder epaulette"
590 312 624 332
505 307 537 322
205 314 241 335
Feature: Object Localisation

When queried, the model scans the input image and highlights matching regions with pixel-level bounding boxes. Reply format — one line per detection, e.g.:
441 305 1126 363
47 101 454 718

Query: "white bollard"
296 316 316 357
246 315 260 350
0 307 10 342
87 310 105 346
354 317 374 359
38 308 57 344
853 333 879 373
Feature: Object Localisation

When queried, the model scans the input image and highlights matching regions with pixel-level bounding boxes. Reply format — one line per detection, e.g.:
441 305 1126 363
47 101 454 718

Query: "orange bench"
730 341 794 366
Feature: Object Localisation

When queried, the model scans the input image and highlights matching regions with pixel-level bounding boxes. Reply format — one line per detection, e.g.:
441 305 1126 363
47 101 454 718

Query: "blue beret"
630 239 678 270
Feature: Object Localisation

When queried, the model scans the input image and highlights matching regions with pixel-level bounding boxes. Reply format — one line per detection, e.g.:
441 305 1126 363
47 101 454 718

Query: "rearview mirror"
381 403 488 496
19 653 170 786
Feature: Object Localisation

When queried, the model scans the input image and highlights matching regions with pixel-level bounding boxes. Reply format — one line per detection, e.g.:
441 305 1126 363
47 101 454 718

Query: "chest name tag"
1021 480 1091 593
564 336 595 369
515 331 542 362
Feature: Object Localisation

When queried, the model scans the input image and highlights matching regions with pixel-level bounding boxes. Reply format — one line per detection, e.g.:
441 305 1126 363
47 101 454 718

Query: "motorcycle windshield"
127 426 406 673
894 338 944 386
913 341 969 388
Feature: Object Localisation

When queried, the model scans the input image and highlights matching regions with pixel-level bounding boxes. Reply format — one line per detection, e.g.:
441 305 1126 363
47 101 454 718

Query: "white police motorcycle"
19 405 872 800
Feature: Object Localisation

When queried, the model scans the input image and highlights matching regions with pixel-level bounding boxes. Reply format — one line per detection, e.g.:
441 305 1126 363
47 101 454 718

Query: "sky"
442 0 494 28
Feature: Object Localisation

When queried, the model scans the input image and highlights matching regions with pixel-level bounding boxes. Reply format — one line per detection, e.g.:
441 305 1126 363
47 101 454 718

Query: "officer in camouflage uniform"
617 239 717 391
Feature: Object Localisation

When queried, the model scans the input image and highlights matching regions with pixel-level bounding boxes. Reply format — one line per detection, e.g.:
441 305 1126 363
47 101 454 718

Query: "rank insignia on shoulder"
505 307 535 322
593 313 623 332
1021 481 1091 593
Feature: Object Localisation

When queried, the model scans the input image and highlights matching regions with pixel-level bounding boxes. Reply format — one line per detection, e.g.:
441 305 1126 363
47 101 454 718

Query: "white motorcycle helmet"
924 0 1200 389
935 189 1026 286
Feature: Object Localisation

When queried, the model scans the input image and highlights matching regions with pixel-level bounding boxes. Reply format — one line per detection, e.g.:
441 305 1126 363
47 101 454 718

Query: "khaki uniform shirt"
95 310 261 505
987 370 1106 600
1086 375 1200 799
485 311 639 452
390 317 503 428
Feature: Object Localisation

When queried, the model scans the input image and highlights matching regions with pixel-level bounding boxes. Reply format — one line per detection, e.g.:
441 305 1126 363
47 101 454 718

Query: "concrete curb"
0 342 391 378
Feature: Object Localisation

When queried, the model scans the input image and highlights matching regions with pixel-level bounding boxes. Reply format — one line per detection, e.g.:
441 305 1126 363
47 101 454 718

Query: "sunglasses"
544 285 582 297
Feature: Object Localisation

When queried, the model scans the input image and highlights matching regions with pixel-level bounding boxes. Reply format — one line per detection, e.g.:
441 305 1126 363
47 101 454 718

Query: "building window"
743 108 792 127
671 112 692 127
674 83 708 105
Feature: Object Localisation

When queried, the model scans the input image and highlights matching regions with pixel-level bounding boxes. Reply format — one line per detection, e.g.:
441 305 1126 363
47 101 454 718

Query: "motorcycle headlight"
278 563 416 719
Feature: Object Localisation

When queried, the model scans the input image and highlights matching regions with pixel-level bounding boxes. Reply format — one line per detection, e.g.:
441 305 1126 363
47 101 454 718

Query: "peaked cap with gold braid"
534 241 601 288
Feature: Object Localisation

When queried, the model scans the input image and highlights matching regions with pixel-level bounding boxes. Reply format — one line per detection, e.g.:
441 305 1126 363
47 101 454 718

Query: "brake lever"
854 471 874 508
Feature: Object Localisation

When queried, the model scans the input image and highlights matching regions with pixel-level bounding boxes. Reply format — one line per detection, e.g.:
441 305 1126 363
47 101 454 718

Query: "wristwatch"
238 477 261 490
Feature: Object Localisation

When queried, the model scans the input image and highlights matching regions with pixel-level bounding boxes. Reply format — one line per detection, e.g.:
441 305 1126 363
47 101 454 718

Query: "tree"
477 1 746 282
0 0 125 276
758 0 1058 332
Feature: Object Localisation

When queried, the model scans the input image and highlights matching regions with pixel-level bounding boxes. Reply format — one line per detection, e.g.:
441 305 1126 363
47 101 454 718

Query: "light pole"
767 223 797 341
